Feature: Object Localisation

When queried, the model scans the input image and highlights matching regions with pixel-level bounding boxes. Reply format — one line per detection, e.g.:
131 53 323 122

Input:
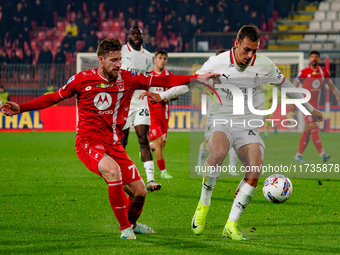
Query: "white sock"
228 148 237 168
200 161 219 206
144 161 154 183
228 179 256 222
198 142 208 166
160 169 167 174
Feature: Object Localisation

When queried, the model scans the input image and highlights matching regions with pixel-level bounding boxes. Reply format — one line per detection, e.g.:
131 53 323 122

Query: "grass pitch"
0 131 339 255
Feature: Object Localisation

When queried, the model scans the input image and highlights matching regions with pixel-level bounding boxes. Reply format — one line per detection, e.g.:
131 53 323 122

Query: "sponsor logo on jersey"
98 110 113 115
96 82 114 88
67 75 75 84
312 79 321 89
94 93 112 110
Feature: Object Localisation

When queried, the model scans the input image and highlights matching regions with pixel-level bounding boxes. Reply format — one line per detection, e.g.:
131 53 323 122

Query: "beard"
128 37 143 48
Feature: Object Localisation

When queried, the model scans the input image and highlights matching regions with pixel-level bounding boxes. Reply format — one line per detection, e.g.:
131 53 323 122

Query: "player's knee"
131 187 146 201
137 135 149 146
101 167 122 181
208 146 228 163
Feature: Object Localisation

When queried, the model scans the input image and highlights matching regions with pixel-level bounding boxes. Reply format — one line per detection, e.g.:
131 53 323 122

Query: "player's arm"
326 79 340 102
274 79 323 122
266 62 322 121
293 78 301 87
0 91 65 116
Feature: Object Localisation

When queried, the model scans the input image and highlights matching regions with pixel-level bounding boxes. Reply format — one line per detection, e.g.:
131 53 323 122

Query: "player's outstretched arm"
1 92 65 116
326 80 340 102
0 101 20 116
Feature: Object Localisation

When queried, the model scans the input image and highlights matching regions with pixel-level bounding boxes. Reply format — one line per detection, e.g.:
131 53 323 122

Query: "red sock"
311 127 324 154
126 197 145 227
107 181 131 231
157 159 166 171
298 131 310 154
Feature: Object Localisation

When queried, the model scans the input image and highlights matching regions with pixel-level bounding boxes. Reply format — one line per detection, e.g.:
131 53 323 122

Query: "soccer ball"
262 174 293 203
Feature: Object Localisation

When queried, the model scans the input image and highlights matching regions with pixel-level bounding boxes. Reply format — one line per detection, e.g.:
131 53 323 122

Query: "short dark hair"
128 25 143 34
97 38 122 57
309 50 320 57
236 25 260 43
216 48 226 55
154 49 168 57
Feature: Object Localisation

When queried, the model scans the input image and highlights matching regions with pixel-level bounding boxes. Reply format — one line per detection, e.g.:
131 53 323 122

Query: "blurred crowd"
0 0 302 64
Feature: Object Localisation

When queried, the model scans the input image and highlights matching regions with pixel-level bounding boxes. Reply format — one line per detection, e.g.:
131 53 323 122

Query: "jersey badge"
67 75 75 84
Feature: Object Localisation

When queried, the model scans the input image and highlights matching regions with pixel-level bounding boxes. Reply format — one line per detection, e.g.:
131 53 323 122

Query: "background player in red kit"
148 50 174 183
0 38 217 240
294 50 340 162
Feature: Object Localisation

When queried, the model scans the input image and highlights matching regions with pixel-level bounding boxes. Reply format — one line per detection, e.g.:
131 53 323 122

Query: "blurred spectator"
89 10 99 31
11 2 25 46
44 0 55 28
87 46 96 52
180 14 195 49
70 0 83 14
33 0 44 27
3 31 11 48
54 47 66 86
38 44 53 88
74 11 84 31
145 36 157 52
205 5 218 32
61 32 76 53
9 50 22 64
0 85 10 105
176 0 191 20
17 15 31 52
65 20 78 37
145 6 159 37
84 29 99 52
22 48 33 79
0 50 10 65
23 49 33 64
77 17 93 40
249 9 262 27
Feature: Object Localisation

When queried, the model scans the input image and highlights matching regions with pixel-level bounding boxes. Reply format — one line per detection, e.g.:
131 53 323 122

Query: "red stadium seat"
101 21 110 30
112 21 121 31
96 31 105 39
107 31 116 39
36 31 46 41
117 31 126 42
57 21 65 31
16 49 23 59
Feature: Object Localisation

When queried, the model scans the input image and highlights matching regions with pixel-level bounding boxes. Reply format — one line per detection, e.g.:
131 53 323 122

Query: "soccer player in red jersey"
294 50 340 162
148 50 174 184
0 38 217 240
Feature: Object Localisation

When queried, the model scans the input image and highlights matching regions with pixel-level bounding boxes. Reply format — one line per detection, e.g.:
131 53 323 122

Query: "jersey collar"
127 43 144 53
230 48 256 67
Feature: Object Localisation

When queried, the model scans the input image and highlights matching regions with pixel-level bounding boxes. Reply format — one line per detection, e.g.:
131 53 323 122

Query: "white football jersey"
121 43 153 100
197 49 285 130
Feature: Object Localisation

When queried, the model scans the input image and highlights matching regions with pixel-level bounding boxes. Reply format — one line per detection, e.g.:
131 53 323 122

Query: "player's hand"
0 101 20 116
311 109 323 122
139 91 162 103
197 73 221 85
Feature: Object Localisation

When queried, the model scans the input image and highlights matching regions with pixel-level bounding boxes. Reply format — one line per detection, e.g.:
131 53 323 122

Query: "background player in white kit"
120 26 164 192
190 25 323 240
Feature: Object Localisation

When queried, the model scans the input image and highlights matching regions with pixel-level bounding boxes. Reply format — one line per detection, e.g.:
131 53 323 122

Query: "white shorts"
123 91 150 130
205 122 265 152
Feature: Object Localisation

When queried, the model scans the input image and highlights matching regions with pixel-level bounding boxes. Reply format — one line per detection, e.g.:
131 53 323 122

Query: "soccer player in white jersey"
190 25 323 240
120 26 164 192
142 25 324 240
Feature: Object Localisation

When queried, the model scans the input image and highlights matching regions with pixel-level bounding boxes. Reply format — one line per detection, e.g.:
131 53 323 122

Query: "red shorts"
75 137 142 185
149 115 168 142
305 115 314 124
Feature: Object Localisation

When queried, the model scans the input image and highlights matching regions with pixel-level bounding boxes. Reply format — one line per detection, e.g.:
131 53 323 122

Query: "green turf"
0 131 339 255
